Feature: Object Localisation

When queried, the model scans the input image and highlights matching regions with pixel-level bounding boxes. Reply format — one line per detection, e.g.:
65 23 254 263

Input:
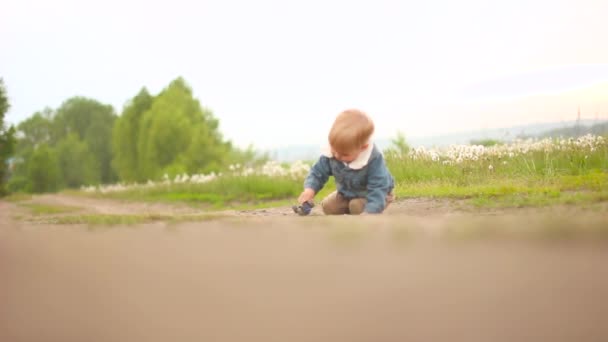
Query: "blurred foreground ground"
1 197 607 342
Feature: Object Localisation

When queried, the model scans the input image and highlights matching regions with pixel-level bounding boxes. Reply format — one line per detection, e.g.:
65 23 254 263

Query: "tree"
225 144 270 168
15 109 54 150
7 109 56 192
10 97 117 192
112 88 153 182
54 97 117 183
0 78 16 195
27 144 61 193
469 139 501 147
56 133 100 187
136 78 229 180
384 131 411 157
182 125 231 174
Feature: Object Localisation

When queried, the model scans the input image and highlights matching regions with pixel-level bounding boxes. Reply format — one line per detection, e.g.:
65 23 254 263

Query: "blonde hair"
328 109 374 153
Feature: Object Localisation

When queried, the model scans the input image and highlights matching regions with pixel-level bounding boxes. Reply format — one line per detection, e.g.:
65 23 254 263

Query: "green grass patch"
470 190 608 208
70 142 607 210
80 171 608 210
85 175 302 206
20 203 83 215
396 172 608 208
3 193 32 202
78 175 339 211
45 212 228 226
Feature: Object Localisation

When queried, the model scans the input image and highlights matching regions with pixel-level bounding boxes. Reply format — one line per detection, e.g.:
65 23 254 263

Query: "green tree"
54 97 117 183
0 79 16 195
112 88 153 182
225 144 270 168
469 139 502 147
7 109 55 192
384 131 411 157
182 125 231 174
56 133 100 187
10 97 117 192
27 144 61 193
15 109 54 150
137 78 229 180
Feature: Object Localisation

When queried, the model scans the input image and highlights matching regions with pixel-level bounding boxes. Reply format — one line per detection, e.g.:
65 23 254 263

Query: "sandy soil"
1 195 607 341
16 192 597 217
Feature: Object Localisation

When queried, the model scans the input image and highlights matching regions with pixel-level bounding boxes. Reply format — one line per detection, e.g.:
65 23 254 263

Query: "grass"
54 137 608 210
20 203 83 215
395 172 608 208
39 212 229 226
73 175 339 210
470 191 608 208
78 170 607 210
386 139 608 208
3 193 32 202
82 175 303 206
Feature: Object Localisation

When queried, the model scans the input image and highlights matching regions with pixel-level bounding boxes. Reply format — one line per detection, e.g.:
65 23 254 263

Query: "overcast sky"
2 0 608 148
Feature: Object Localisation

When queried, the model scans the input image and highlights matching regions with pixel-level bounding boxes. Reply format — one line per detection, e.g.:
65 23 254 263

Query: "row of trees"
3 77 263 193
9 96 116 192
1 79 16 195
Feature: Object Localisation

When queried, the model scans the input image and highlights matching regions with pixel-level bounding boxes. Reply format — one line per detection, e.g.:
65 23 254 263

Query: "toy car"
292 201 314 216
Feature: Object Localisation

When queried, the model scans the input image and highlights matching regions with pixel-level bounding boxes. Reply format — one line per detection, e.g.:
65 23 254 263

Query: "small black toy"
292 201 314 216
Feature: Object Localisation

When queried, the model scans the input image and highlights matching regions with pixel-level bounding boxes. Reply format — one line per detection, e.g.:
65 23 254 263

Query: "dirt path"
1 194 608 341
25 193 205 216
18 192 608 221
16 192 489 217
5 193 466 222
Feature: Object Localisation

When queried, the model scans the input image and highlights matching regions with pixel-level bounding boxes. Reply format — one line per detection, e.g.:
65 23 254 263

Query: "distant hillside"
538 121 608 138
267 119 608 162
403 119 607 146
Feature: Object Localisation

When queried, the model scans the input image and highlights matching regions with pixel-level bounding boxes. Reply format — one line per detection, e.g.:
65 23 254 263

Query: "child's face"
331 145 368 163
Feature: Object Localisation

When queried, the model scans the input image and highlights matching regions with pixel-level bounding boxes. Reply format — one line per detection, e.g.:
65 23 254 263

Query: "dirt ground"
1 195 608 342
10 193 466 217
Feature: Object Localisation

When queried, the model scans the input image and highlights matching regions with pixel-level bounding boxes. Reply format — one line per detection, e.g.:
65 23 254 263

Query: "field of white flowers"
407 134 605 166
81 160 311 194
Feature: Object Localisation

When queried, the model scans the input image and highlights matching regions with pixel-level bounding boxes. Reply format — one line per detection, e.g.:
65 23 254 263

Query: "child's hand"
298 188 315 204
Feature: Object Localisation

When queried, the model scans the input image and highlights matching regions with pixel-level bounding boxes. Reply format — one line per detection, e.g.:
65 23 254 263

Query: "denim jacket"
304 144 395 213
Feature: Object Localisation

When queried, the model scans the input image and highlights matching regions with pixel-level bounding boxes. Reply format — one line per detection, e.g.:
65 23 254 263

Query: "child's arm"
299 156 332 203
365 155 391 213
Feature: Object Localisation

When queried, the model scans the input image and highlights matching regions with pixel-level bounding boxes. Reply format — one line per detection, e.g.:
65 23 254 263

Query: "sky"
2 0 608 149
